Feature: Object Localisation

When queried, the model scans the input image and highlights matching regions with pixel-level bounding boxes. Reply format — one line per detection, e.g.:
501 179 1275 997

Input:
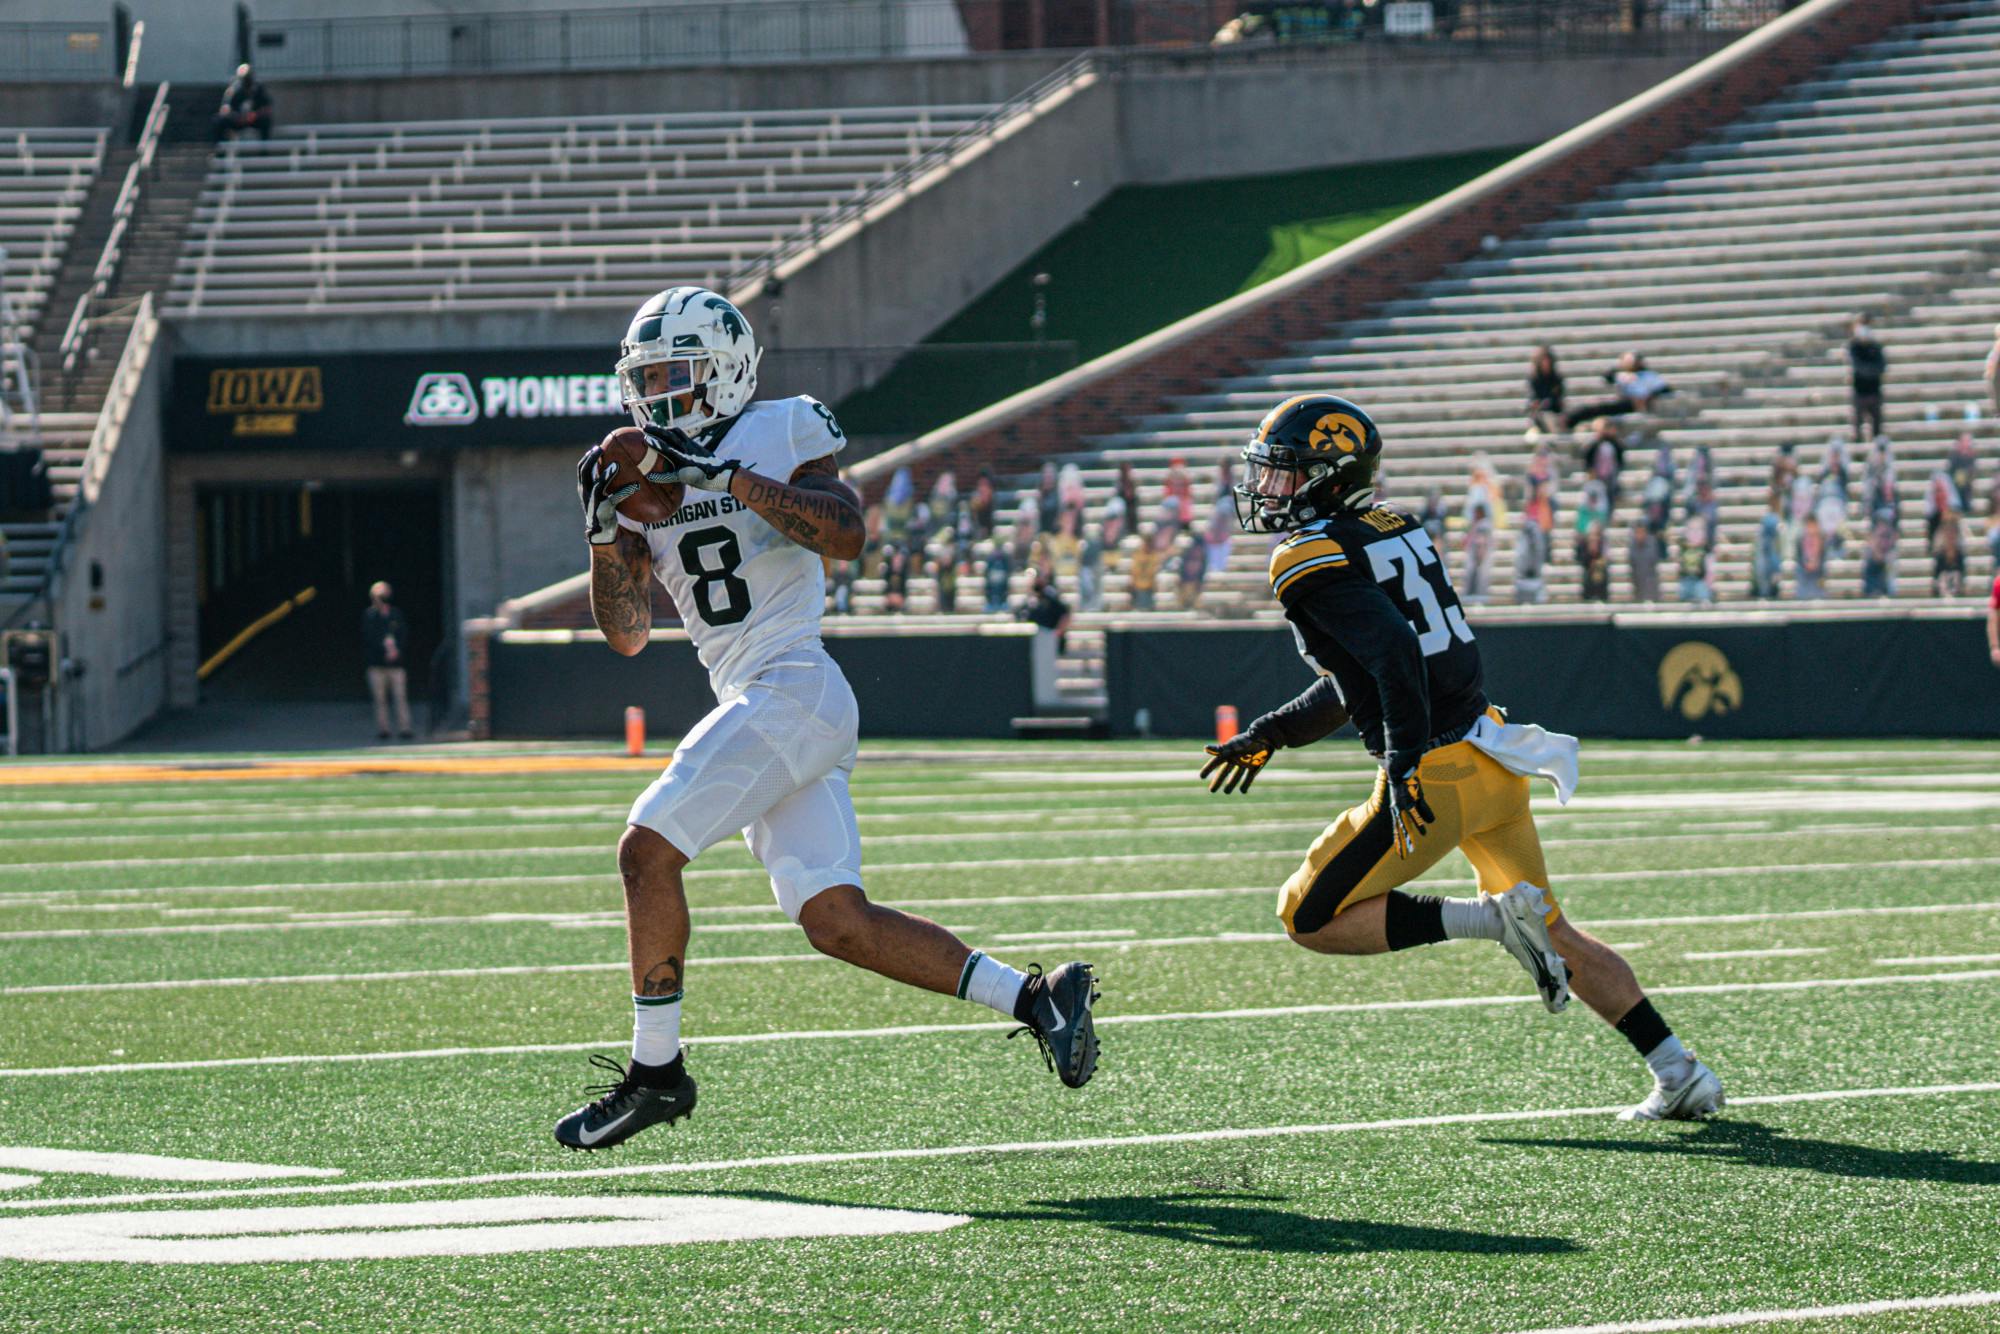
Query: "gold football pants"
1278 722 1559 935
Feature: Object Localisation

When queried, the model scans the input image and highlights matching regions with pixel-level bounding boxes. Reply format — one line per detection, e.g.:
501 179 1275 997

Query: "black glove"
577 446 638 546
1383 763 1436 859
1201 726 1275 795
643 423 740 493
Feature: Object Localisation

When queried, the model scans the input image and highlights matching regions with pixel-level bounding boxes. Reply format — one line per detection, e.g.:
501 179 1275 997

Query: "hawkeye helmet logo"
404 373 478 426
206 366 323 437
1658 641 1743 720
1307 412 1366 454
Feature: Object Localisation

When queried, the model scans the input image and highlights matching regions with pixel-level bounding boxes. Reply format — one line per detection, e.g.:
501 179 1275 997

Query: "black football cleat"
1010 961 1100 1089
553 1053 697 1151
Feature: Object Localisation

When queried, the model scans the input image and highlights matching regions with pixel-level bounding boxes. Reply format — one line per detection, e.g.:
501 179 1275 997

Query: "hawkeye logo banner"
1658 641 1743 720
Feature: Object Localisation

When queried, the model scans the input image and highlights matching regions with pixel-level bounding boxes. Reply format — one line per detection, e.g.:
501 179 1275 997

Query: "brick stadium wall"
465 618 499 740
464 578 684 735
858 0 1929 498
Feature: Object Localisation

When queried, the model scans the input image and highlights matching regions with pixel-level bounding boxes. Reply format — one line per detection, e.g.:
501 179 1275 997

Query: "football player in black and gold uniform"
1201 394 1721 1121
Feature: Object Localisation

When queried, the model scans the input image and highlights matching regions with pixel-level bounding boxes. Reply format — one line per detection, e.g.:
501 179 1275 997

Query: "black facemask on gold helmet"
1232 394 1384 532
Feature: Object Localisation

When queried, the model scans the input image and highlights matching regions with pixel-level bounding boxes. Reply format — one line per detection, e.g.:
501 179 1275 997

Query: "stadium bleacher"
1 128 106 606
0 127 104 345
165 105 998 316
843 0 2000 627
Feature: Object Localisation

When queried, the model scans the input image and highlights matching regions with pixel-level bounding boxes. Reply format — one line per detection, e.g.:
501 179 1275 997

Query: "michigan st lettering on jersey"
616 394 846 698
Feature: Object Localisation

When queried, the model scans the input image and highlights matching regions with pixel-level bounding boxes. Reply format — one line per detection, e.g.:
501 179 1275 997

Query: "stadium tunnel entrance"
191 478 447 706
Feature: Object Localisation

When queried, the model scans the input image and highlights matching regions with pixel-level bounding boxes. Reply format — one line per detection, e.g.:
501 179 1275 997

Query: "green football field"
2 739 1998 1332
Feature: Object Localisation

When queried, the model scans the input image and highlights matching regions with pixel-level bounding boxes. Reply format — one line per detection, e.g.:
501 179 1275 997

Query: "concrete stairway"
26 144 134 415
63 141 209 406
4 125 211 615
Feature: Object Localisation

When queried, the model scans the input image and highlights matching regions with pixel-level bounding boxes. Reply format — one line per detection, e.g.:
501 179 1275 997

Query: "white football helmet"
614 286 762 435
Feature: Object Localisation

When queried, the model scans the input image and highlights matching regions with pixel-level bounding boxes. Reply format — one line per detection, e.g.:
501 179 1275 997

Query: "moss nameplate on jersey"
599 426 687 524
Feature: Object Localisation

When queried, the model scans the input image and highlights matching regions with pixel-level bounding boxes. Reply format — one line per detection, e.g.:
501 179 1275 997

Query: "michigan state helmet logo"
703 296 747 341
1658 642 1743 720
1308 412 1367 454
615 285 763 434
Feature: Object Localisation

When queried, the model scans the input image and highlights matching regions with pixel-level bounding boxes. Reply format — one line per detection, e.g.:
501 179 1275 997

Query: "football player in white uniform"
555 287 1100 1150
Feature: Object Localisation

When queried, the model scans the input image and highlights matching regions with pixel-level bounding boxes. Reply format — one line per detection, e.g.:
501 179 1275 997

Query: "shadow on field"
705 1189 1580 1256
1484 1120 2000 1186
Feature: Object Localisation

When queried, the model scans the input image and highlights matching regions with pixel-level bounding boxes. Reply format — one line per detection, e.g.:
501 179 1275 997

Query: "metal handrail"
121 19 145 89
3 294 159 635
723 50 1100 304
0 666 16 757
59 81 170 382
80 291 156 505
0 244 41 439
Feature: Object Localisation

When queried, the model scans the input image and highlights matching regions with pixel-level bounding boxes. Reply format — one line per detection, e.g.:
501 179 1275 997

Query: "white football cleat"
1619 1056 1725 1122
1495 882 1570 1013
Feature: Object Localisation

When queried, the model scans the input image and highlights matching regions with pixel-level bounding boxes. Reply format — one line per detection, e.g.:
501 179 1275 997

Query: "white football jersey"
619 395 846 697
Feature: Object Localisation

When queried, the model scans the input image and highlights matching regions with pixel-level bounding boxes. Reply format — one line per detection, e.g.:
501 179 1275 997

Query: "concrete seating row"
166 104 997 316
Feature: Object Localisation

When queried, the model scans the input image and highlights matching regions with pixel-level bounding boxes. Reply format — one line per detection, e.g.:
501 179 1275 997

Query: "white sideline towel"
1466 715 1580 806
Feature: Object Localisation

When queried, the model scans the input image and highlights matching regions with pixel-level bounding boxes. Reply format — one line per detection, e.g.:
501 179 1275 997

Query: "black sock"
1383 891 1449 952
1614 998 1673 1058
629 1052 685 1088
1012 972 1041 1024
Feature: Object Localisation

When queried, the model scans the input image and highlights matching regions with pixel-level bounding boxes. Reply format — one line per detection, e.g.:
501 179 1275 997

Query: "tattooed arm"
726 453 865 561
590 526 654 656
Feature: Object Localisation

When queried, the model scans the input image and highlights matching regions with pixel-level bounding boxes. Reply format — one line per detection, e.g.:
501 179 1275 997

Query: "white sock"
632 992 682 1067
1442 896 1505 941
1644 1034 1690 1083
957 950 1028 1020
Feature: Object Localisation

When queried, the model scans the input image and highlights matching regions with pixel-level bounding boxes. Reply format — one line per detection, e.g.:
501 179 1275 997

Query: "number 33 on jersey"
617 394 846 698
1267 508 1485 757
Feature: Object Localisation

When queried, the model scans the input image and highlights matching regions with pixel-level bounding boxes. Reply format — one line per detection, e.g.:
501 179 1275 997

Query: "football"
597 426 685 525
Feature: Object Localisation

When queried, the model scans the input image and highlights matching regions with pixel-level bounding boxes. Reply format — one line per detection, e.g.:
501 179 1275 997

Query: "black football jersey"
1266 507 1486 762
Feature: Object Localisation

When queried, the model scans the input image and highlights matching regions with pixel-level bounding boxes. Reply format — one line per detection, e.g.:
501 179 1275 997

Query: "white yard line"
0 846 1269 876
1588 896 2000 928
8 894 2000 991
0 1148 340 1182
1680 947 1826 961
0 1196 970 1264
2 963 626 994
4 969 1996 1074
0 911 839 943
1502 1290 2000 1334
6 873 1999 946
1570 791 2000 814
0 802 1787 844
7 846 2000 911
3 1080 1995 1214
0 914 730 943
0 817 1331 855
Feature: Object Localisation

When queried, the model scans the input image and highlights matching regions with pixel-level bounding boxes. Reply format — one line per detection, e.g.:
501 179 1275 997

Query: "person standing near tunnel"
363 580 414 741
